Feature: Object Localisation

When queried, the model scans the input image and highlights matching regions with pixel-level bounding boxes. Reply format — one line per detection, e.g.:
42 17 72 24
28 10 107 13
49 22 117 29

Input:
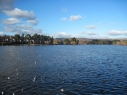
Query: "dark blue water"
0 45 127 95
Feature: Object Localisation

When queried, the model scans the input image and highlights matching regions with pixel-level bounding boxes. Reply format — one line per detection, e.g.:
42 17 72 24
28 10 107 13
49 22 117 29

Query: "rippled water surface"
0 45 127 95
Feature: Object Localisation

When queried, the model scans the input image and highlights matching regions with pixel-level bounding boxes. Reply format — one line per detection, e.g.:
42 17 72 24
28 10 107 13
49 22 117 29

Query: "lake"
0 45 127 95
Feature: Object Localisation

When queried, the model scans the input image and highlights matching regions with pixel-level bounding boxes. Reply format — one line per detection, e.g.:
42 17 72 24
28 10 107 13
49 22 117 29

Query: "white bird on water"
33 76 36 82
33 76 40 82
8 77 10 80
61 89 64 92
2 91 4 95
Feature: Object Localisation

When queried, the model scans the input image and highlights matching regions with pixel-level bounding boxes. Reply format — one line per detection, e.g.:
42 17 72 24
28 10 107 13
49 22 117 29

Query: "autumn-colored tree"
53 38 58 44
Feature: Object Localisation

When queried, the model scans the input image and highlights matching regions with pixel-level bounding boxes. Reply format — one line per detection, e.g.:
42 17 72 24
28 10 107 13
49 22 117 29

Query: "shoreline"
0 44 126 46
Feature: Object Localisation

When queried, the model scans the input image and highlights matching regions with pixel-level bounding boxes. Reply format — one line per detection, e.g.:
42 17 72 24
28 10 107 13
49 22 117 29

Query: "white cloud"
2 18 20 25
60 17 68 21
4 25 42 35
0 32 5 36
27 19 39 25
54 32 72 38
4 25 17 32
3 8 36 20
86 25 96 29
0 0 15 11
16 25 33 30
86 32 97 35
69 15 82 21
108 30 127 36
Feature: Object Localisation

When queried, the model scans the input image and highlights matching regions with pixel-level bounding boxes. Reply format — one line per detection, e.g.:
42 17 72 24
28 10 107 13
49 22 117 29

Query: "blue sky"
0 0 127 39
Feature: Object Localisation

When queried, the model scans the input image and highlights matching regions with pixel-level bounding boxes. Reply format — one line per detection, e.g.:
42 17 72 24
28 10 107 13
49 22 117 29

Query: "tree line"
0 33 53 45
53 38 127 45
0 33 127 45
53 37 79 45
0 33 79 45
87 39 127 45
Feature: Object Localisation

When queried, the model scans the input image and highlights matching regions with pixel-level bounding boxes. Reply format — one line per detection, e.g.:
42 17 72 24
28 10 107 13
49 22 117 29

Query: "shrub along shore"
0 33 127 45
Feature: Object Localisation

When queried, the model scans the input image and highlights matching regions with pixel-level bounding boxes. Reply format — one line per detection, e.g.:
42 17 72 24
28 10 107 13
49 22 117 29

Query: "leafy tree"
71 37 78 45
32 33 40 44
25 34 31 39
64 39 70 45
25 34 31 43
21 34 24 43
50 36 54 44
14 34 20 42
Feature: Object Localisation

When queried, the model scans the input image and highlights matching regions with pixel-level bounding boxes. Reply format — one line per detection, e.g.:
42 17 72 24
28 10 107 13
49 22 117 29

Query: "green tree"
71 37 77 45
32 33 40 44
14 34 20 42
50 36 54 44
64 39 70 45
21 34 24 43
25 34 31 43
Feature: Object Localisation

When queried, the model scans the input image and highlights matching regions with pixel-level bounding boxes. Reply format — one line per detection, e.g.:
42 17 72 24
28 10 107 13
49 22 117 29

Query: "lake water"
0 45 127 95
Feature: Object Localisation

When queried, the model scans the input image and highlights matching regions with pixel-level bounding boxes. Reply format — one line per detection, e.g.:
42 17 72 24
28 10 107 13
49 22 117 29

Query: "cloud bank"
2 18 20 25
2 7 40 26
3 8 36 20
4 25 42 35
27 19 39 26
108 30 127 36
0 0 42 35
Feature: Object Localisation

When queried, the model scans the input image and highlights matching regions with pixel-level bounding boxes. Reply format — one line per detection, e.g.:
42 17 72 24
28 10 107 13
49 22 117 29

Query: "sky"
0 0 127 39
